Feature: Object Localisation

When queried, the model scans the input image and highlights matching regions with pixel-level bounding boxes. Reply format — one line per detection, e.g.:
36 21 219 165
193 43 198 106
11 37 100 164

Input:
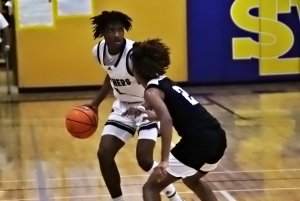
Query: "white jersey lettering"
92 39 145 102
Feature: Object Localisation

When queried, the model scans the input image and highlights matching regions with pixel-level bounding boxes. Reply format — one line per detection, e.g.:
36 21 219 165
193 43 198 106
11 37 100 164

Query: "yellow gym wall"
15 0 187 88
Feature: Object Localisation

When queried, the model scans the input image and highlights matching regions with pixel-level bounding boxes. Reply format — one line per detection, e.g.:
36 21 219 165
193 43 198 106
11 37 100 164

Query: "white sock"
148 162 182 201
112 195 124 201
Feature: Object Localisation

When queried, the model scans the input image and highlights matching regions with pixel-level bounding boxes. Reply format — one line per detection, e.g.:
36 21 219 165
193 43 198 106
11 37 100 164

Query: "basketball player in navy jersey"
129 38 227 201
84 11 183 201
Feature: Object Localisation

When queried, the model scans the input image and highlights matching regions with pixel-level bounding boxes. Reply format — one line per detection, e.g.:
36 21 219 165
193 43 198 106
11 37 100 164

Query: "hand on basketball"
82 103 98 115
122 107 141 118
138 108 158 122
154 161 169 182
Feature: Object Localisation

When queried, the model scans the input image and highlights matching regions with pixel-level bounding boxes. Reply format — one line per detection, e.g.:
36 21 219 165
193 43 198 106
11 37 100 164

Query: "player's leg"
143 170 180 201
135 121 158 171
169 128 226 201
136 122 183 201
97 100 137 201
142 151 218 201
142 169 217 201
182 171 217 201
98 135 126 200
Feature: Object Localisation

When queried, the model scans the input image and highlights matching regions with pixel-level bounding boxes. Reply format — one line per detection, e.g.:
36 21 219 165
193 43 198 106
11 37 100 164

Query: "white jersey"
92 38 145 103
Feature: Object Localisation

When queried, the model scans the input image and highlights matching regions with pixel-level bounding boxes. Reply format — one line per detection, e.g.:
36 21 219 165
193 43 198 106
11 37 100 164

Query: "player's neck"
107 40 125 55
107 47 120 55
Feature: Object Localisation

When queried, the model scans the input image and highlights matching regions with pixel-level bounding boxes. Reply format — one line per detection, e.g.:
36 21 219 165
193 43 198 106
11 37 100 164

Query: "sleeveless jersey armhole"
126 48 134 76
97 40 102 64
146 84 165 100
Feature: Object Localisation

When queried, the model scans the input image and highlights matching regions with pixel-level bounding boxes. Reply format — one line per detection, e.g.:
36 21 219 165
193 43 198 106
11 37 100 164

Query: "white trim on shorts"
165 153 220 179
103 120 136 142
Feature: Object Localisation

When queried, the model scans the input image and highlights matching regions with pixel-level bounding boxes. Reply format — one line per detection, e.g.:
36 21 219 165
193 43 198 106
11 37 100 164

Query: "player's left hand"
154 161 169 182
138 108 158 122
122 107 141 118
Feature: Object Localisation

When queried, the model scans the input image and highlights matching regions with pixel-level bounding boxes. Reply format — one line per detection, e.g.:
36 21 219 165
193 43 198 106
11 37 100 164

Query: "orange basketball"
65 106 98 139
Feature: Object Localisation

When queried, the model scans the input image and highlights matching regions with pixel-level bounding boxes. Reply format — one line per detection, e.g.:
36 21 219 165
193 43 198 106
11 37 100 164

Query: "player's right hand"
154 161 169 182
82 103 98 115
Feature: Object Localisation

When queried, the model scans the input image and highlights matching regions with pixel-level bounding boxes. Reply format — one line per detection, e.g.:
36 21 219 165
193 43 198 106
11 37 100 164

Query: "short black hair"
90 11 132 39
131 38 171 81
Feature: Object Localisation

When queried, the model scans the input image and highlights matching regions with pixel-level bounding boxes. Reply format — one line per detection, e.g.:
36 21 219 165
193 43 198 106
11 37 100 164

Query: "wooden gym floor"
0 86 300 201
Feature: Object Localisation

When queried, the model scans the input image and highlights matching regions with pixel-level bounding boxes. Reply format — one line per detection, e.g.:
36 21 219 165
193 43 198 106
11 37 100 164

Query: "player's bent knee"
143 179 166 194
136 139 156 172
97 147 113 162
136 154 153 172
143 181 157 193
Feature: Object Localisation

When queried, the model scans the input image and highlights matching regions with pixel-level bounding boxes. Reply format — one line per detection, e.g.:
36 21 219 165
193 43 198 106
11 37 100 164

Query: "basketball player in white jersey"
84 11 183 201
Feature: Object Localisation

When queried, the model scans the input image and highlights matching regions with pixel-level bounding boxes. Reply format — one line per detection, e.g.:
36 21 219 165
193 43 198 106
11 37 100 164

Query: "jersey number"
172 86 199 105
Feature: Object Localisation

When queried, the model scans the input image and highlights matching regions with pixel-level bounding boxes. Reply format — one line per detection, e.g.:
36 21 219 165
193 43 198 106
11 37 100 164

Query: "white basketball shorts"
102 99 159 142
166 153 220 178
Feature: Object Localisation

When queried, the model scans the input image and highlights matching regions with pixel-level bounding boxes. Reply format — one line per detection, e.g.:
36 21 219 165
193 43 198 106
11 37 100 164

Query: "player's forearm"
91 74 111 107
160 117 173 162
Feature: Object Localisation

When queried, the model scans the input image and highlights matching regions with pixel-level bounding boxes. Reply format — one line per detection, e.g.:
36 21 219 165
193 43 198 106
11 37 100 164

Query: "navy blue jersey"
146 76 220 137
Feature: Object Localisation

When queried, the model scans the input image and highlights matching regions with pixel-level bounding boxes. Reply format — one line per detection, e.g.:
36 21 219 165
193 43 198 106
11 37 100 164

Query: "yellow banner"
231 0 300 75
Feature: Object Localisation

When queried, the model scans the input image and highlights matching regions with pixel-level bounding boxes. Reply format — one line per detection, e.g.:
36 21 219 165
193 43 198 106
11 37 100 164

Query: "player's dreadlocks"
131 38 171 81
90 11 132 39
